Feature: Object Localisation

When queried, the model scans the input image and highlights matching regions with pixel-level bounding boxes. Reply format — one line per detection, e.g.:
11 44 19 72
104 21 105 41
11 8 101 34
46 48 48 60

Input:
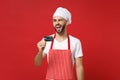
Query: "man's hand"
34 39 46 66
37 40 46 52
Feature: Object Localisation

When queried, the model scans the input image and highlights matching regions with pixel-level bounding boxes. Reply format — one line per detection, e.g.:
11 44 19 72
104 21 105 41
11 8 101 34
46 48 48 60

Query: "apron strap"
50 34 70 50
50 34 55 49
68 34 70 50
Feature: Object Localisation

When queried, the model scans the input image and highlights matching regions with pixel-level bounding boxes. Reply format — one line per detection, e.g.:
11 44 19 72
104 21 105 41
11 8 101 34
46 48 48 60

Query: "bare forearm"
34 51 43 66
76 65 84 80
35 39 46 66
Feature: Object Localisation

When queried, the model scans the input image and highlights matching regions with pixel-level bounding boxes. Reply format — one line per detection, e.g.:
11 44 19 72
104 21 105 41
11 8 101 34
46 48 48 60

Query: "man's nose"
55 20 60 24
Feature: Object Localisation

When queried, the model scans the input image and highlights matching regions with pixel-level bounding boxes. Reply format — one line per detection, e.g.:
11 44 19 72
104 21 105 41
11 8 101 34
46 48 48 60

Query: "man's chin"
55 29 61 32
54 28 64 34
56 31 62 33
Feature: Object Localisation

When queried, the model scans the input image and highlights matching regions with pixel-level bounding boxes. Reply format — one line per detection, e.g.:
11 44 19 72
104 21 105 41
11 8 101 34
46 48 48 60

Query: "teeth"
56 26 60 27
56 25 61 27
56 27 61 30
56 27 60 29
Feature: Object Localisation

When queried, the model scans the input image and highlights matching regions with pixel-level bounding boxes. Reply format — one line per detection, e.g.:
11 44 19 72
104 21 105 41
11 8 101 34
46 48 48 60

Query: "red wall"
0 0 120 80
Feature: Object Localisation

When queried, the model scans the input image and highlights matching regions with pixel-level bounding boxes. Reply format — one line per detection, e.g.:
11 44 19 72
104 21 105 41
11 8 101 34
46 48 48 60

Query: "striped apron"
46 35 74 80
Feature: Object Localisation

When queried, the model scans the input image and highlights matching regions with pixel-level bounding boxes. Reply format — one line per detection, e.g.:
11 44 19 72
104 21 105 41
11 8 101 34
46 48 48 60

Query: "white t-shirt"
43 34 83 64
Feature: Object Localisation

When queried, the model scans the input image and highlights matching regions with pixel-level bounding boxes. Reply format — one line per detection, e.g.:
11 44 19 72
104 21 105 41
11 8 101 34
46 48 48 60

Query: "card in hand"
44 36 53 41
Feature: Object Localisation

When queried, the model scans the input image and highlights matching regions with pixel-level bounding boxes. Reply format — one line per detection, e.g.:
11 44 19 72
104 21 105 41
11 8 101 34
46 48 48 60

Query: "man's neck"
55 31 68 42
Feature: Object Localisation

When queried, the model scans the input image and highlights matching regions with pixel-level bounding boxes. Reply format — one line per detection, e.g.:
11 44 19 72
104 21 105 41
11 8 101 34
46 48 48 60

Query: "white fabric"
53 7 72 24
43 34 83 64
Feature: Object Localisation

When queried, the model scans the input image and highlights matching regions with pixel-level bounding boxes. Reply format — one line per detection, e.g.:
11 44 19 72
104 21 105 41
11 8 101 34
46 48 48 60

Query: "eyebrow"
53 18 63 21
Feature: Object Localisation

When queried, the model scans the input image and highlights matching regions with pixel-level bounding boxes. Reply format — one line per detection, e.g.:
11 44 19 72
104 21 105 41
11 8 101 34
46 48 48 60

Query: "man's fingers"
37 40 46 48
39 44 45 48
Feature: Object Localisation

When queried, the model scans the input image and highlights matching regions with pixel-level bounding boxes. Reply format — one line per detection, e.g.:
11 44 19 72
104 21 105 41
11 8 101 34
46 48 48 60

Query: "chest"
51 39 75 54
52 39 68 49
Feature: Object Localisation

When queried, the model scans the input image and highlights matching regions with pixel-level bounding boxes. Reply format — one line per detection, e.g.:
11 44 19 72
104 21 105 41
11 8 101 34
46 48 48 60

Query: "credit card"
44 36 53 41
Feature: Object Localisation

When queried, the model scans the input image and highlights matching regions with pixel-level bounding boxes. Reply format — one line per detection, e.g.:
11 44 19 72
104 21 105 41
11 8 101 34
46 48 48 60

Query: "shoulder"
69 35 81 44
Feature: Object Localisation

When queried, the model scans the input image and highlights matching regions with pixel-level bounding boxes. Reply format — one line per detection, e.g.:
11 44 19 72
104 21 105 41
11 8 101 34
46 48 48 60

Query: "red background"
0 0 120 80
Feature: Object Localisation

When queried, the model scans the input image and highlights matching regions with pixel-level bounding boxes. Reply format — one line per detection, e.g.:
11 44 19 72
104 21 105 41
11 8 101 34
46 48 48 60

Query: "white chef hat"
53 7 72 24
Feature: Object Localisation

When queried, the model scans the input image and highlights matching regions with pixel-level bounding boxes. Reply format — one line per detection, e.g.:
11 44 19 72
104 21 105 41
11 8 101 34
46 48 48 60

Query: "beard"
54 23 66 34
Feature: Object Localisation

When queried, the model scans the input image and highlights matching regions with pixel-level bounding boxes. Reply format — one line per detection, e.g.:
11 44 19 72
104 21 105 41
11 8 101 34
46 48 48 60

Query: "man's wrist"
38 48 43 54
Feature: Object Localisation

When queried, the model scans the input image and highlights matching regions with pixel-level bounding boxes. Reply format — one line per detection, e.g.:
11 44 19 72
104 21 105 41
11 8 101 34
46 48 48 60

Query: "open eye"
58 19 63 21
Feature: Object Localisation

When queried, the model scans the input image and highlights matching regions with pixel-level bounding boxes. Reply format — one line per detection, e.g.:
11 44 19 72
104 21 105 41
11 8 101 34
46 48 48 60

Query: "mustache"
55 24 61 27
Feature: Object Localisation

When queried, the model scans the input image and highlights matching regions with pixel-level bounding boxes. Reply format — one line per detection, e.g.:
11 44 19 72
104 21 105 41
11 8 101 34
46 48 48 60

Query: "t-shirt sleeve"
74 39 83 58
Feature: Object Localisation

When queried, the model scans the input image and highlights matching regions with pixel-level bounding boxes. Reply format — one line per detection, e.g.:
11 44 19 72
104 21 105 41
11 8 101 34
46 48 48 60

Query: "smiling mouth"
56 27 61 30
55 25 62 29
54 24 65 33
55 24 61 27
55 26 62 32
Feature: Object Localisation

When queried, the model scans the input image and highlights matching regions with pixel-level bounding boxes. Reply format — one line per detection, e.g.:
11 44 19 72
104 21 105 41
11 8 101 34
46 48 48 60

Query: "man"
34 7 84 80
